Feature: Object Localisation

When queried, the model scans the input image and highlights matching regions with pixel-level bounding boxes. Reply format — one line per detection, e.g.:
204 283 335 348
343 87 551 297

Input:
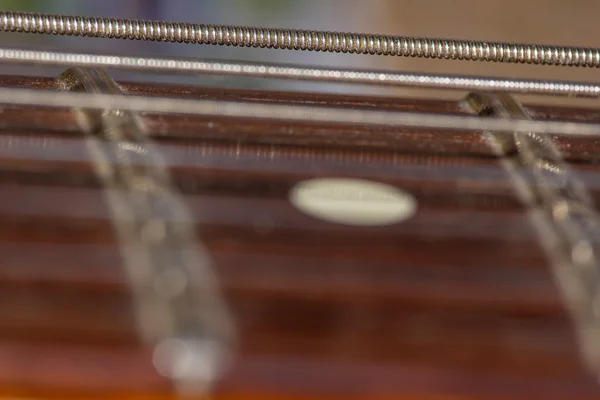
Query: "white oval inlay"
289 178 417 226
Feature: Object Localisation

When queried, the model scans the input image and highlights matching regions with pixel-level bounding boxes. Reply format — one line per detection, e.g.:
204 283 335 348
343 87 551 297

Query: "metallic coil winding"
2 10 600 67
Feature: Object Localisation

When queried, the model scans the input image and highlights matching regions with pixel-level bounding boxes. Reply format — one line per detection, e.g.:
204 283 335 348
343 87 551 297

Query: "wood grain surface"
0 75 599 399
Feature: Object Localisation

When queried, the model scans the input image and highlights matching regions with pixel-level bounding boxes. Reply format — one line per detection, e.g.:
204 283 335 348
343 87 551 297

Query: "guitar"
1 9 600 400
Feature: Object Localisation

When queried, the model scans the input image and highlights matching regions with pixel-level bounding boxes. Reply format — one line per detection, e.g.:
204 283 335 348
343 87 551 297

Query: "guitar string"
1 47 600 98
467 92 600 376
0 86 599 138
58 67 235 396
1 10 600 68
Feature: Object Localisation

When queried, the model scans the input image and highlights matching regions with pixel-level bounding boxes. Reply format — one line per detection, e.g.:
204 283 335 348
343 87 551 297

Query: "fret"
58 67 235 396
467 92 600 375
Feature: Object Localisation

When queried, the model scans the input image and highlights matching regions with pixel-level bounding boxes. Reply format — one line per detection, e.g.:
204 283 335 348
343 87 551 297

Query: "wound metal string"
2 10 600 67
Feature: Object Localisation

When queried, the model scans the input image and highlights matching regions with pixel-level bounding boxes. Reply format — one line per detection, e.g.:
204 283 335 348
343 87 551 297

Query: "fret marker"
290 178 417 226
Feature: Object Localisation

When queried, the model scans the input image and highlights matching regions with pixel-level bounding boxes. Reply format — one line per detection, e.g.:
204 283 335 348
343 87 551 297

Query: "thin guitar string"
1 47 600 97
0 86 599 138
1 10 600 67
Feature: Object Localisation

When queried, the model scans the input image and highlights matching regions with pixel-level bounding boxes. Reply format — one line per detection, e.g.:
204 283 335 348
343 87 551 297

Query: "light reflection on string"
1 48 600 97
0 87 599 138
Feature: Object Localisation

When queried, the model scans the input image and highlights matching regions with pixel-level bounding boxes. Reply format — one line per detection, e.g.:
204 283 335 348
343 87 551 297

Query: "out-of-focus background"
1 0 599 94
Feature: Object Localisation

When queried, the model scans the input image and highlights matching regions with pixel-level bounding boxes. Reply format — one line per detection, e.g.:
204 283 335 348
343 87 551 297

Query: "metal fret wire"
59 67 234 394
0 86 599 137
469 93 600 374
2 10 600 67
1 48 600 97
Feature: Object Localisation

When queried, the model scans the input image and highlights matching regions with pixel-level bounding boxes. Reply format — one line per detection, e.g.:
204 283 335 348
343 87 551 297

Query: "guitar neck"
1 9 600 400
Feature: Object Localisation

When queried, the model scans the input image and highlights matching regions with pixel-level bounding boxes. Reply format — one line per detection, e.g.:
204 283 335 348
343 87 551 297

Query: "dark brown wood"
1 74 600 399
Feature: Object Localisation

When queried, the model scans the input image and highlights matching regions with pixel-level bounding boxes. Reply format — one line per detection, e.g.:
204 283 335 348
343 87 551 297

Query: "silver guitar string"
0 86 599 138
2 10 600 67
1 47 600 98
467 92 600 375
58 67 235 395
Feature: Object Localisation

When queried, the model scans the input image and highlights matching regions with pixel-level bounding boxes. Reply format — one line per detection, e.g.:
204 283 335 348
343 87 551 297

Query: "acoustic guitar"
0 9 600 400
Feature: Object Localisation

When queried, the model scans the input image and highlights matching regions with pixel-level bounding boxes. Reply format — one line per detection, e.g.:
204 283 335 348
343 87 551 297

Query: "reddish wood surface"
0 75 599 399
